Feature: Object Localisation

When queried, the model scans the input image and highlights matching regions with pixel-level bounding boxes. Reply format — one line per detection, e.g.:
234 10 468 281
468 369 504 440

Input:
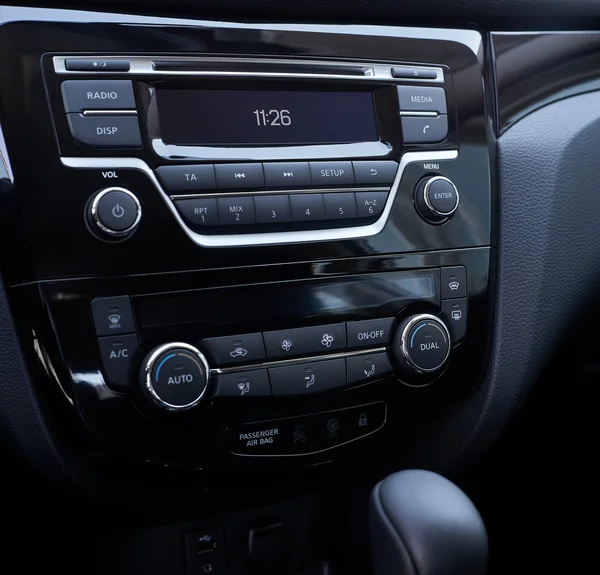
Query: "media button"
355 191 388 218
214 369 272 398
263 162 311 188
289 194 326 222
254 195 292 224
61 80 136 112
214 163 264 189
323 193 358 220
269 358 346 396
174 197 219 227
309 161 354 186
347 318 395 349
217 197 256 225
352 161 398 185
397 86 447 114
156 165 216 192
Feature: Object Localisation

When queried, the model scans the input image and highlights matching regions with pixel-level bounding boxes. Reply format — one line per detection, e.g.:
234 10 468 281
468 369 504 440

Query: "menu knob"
414 176 459 223
141 342 210 411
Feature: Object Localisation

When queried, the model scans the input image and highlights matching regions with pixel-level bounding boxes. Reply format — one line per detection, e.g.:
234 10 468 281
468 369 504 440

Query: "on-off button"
89 187 141 239
347 318 395 349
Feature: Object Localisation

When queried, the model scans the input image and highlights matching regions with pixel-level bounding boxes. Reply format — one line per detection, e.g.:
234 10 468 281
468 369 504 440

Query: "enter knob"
141 342 210 411
414 176 459 223
392 314 451 381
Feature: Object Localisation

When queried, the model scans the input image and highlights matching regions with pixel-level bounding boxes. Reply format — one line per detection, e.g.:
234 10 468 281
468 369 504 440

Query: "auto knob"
414 175 459 223
141 342 210 411
87 186 142 240
392 314 451 383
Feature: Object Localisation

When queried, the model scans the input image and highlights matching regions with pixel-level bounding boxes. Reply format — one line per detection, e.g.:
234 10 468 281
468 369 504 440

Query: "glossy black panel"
492 32 600 134
21 248 491 467
0 20 490 284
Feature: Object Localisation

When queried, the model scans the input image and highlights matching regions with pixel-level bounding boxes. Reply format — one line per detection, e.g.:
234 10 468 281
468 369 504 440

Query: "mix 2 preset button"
217 196 256 225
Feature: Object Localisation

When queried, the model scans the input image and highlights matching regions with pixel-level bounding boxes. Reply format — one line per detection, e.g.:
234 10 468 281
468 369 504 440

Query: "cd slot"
152 61 373 76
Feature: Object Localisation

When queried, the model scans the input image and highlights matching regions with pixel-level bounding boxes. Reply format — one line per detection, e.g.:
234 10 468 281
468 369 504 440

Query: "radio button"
254 195 292 224
290 194 326 222
201 333 266 366
323 193 358 220
401 115 448 144
263 162 311 188
67 114 141 148
353 161 398 185
346 352 393 386
269 358 346 396
174 197 219 227
61 80 136 112
355 191 388 218
217 197 256 225
263 323 346 359
214 369 272 398
397 86 447 114
215 163 264 189
156 165 216 192
309 161 354 186
347 318 395 349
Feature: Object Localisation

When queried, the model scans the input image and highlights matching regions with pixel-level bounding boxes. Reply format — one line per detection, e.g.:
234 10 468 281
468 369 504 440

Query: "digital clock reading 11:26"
253 109 292 126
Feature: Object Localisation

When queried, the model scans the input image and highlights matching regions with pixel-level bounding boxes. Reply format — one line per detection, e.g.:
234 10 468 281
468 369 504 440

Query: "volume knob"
88 186 141 240
141 343 210 411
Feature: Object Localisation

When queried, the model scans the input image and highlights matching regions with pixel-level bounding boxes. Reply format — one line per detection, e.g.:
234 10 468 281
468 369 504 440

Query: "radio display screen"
156 89 379 146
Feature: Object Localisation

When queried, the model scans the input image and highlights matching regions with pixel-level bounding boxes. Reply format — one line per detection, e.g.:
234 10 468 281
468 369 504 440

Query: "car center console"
0 15 492 473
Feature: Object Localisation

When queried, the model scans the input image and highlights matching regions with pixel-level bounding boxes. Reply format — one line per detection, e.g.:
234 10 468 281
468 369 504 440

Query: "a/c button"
346 318 395 349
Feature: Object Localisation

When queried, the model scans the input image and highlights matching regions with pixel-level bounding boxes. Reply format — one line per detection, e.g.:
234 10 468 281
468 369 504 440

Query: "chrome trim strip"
0 123 13 182
211 346 388 374
83 109 138 116
229 402 387 458
61 149 458 247
170 187 390 200
152 140 392 162
399 111 439 117
53 56 445 83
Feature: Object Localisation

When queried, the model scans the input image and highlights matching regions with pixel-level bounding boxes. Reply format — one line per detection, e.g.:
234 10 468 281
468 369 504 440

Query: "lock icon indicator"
358 414 368 427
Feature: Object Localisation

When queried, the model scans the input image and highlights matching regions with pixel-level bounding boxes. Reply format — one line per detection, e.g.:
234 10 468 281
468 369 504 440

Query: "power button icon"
89 187 141 239
112 203 125 218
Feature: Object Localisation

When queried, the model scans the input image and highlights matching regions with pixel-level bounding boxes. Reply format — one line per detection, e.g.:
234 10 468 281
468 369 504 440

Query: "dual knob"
141 314 452 412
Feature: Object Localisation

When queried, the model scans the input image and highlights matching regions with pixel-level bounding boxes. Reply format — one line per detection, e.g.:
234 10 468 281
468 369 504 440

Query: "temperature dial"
392 314 451 383
141 343 210 411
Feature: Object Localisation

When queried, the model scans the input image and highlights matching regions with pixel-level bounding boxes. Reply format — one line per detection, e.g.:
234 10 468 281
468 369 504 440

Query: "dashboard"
1 3 599 574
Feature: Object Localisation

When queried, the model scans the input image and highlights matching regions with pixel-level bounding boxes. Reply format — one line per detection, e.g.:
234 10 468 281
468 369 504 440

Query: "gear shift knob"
369 470 488 575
